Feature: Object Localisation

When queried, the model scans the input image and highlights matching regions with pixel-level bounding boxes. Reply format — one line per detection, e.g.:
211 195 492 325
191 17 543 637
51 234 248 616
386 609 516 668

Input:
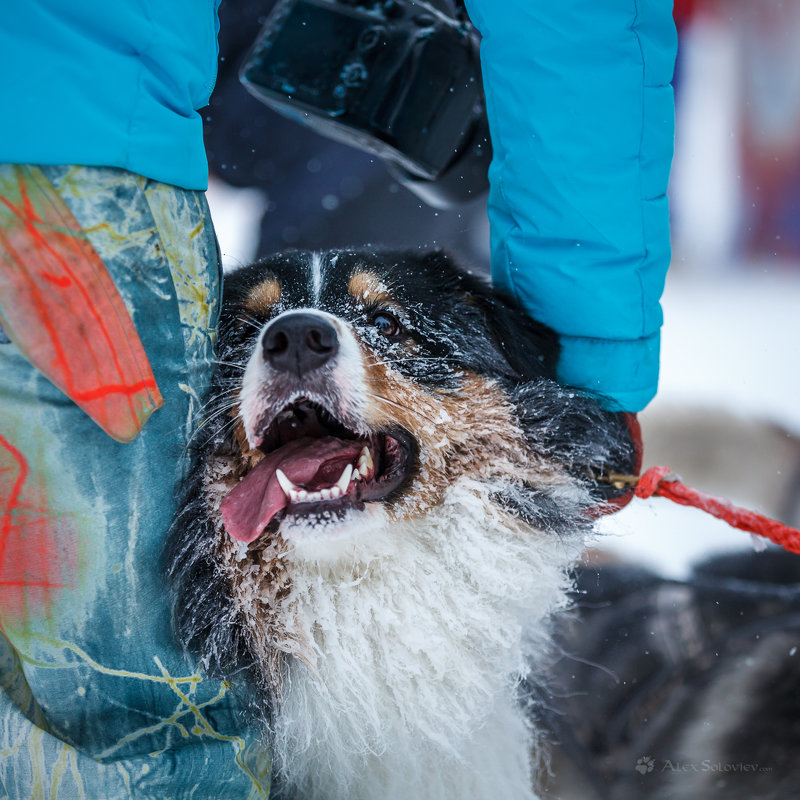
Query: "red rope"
634 466 800 555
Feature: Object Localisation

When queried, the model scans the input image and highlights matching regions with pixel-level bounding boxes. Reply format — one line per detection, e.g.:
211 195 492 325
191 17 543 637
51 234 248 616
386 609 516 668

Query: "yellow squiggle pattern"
13 635 270 798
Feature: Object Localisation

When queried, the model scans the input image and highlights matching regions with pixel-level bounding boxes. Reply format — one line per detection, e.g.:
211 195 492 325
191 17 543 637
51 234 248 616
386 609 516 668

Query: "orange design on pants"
0 166 162 443
0 432 76 627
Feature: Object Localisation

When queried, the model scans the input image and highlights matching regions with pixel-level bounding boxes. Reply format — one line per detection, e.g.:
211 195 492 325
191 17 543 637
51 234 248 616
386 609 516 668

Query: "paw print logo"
635 756 655 774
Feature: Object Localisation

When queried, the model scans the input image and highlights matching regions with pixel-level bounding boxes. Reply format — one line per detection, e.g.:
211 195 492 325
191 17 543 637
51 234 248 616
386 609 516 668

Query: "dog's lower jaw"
268 479 584 800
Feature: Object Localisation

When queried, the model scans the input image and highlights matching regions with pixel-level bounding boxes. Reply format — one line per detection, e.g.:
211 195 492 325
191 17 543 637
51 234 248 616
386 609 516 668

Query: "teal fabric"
464 0 676 411
0 2 220 191
0 166 270 799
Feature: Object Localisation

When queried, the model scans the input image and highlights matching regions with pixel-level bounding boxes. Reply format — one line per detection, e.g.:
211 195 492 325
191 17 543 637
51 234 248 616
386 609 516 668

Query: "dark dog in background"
541 549 800 800
167 248 634 800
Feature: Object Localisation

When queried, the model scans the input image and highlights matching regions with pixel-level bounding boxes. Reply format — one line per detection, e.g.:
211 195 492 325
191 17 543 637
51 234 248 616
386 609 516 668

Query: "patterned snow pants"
0 165 270 799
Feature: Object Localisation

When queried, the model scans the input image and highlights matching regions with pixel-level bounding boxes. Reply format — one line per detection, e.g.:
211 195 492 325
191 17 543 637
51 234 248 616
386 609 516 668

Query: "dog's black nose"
262 312 339 376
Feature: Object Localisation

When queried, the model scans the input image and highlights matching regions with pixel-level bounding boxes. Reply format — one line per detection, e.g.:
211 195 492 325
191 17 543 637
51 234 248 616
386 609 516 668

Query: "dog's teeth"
362 446 373 468
276 469 296 497
279 465 353 505
357 446 374 476
335 464 353 493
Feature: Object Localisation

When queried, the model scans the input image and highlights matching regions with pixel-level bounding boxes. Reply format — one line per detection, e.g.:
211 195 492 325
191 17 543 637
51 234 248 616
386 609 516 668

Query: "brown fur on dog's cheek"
218 530 306 686
361 357 563 518
244 278 282 315
231 411 265 472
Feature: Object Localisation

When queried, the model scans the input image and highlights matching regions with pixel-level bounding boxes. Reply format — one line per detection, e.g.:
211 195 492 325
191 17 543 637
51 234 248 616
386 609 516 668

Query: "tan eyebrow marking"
348 271 393 305
244 279 282 314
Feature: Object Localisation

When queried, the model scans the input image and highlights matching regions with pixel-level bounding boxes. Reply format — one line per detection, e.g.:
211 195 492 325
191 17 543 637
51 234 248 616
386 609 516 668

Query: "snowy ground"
207 16 800 581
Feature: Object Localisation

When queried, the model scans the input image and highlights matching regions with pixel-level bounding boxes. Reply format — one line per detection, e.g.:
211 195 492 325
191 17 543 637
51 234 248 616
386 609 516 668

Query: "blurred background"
205 0 800 578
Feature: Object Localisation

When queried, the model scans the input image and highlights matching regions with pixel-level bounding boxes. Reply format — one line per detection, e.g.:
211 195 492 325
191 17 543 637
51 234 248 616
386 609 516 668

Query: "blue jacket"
465 0 676 411
0 1 220 191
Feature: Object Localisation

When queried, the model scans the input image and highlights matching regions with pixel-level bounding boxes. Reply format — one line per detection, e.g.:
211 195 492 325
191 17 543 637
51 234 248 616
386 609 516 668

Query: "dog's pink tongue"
221 436 364 543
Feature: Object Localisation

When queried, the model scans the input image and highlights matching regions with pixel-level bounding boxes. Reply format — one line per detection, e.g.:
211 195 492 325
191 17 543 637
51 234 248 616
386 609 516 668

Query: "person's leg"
0 165 270 799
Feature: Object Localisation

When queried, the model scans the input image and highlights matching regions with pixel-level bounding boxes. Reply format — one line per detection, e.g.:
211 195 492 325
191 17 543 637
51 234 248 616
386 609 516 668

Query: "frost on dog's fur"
167 249 632 800
270 482 582 800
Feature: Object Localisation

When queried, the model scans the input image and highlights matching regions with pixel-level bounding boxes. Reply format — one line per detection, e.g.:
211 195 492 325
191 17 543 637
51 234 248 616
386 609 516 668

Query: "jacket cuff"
556 332 660 412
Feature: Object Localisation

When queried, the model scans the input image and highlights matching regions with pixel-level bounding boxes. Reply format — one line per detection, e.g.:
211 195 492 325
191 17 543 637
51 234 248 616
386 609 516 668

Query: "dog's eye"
370 312 402 338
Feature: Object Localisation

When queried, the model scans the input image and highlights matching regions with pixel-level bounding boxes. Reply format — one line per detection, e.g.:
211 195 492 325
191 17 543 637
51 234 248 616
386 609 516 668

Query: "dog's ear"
417 250 560 381
512 380 637 500
489 383 636 536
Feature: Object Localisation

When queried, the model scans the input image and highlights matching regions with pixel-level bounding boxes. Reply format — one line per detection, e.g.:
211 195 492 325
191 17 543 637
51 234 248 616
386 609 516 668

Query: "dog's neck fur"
267 478 583 800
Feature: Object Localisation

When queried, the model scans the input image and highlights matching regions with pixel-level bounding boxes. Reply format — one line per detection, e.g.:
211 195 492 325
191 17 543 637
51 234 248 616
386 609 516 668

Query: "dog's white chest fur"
271 480 581 800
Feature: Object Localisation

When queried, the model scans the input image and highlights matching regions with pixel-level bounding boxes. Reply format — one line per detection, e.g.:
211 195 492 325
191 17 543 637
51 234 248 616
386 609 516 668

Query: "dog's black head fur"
217 248 558 387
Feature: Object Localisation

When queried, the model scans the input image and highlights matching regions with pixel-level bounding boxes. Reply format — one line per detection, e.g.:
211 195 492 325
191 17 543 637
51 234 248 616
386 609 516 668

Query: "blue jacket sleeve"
0 1 220 191
464 0 676 411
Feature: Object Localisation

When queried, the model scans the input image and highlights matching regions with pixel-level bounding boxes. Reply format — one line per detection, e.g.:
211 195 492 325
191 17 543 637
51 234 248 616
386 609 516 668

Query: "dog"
541 550 800 800
167 248 633 800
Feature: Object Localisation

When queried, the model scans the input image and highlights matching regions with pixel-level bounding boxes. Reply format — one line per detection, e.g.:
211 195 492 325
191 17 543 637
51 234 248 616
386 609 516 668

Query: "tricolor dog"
168 249 632 800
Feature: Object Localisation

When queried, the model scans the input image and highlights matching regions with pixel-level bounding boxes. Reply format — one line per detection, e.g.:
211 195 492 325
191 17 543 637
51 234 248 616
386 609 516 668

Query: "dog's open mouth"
221 399 415 543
